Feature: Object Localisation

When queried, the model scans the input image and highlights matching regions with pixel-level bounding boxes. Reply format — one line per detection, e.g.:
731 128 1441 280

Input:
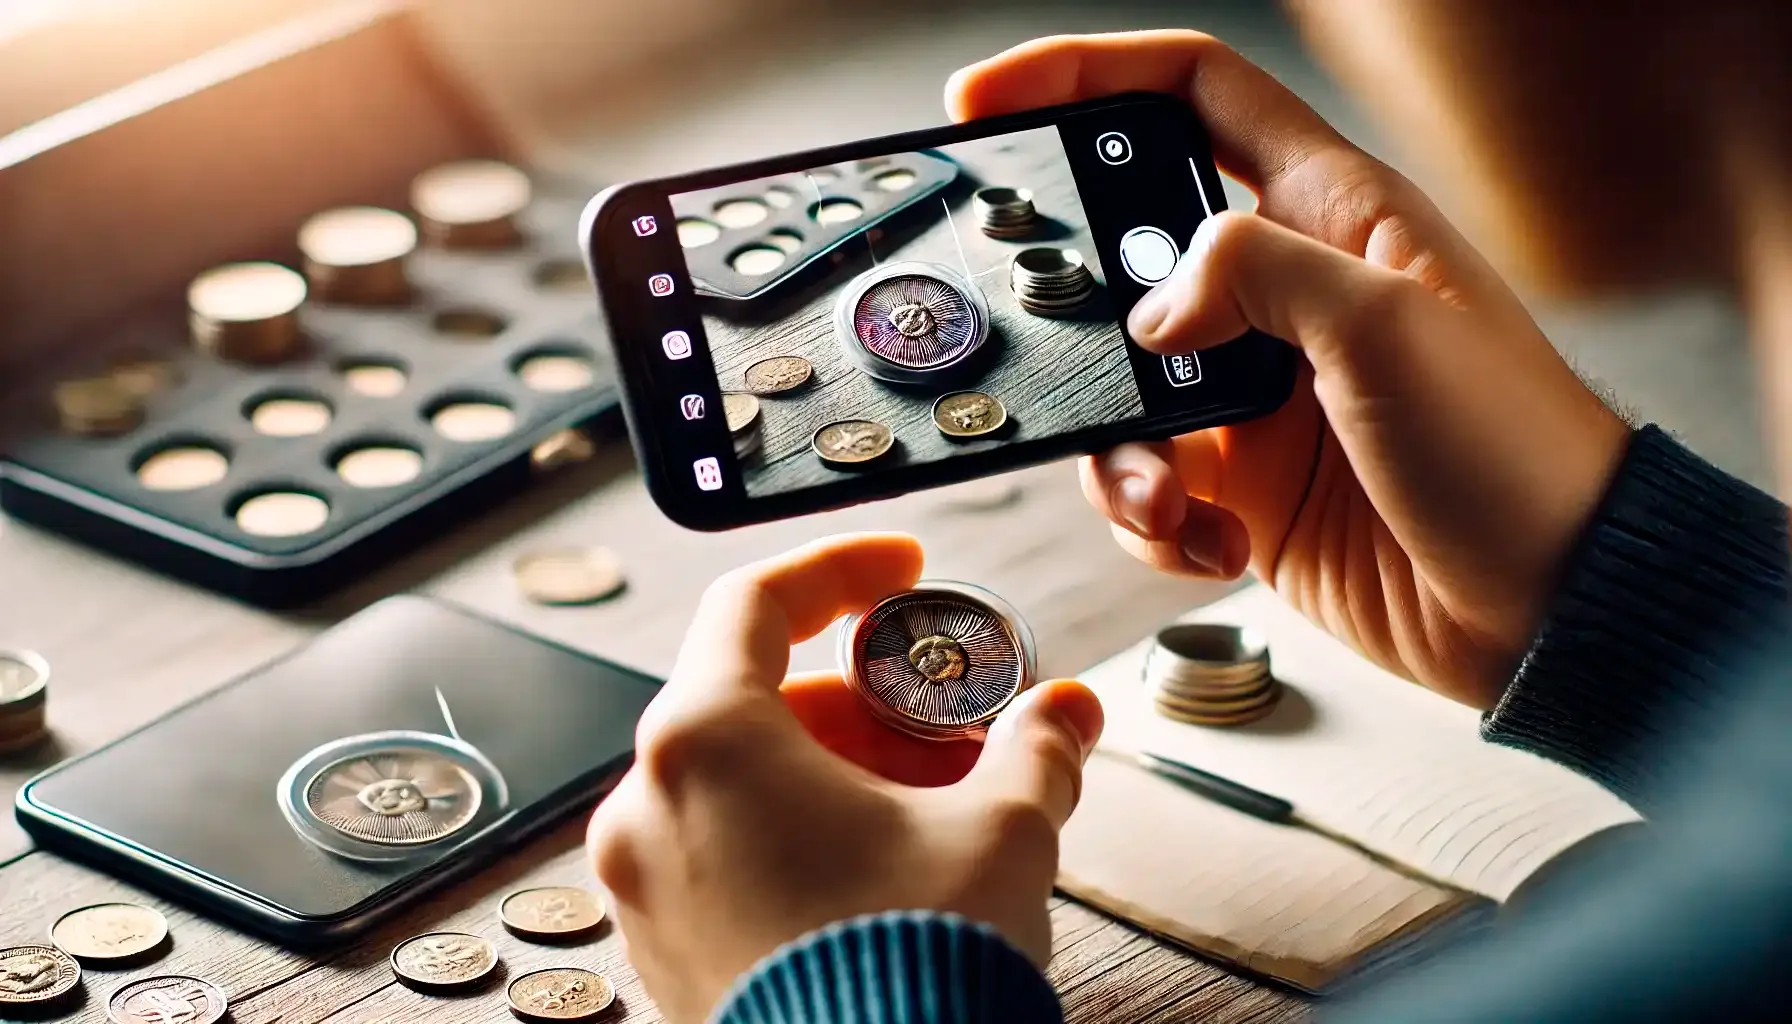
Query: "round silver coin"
108 975 227 1024
833 261 990 384
277 730 507 862
839 581 1037 740
390 931 500 991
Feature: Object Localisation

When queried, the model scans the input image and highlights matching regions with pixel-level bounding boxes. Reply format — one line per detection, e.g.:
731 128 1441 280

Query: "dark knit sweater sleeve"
1483 424 1789 809
710 911 1062 1024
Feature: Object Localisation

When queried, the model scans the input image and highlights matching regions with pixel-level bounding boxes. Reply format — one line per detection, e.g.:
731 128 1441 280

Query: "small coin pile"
187 261 309 364
724 391 763 463
1143 623 1283 728
514 547 627 606
411 159 533 249
932 390 1008 440
297 205 418 305
0 649 51 754
1010 247 1096 316
813 418 895 467
972 186 1038 239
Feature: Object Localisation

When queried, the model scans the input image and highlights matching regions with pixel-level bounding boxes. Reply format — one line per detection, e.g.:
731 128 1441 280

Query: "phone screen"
587 95 1293 527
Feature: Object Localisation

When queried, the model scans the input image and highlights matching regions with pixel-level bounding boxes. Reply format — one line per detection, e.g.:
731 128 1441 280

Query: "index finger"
662 532 925 712
946 31 1349 203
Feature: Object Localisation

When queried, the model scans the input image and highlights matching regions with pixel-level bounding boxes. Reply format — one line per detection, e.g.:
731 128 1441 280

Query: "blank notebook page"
1073 585 1640 902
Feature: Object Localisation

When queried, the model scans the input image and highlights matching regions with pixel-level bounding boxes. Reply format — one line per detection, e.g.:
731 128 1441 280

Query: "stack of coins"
188 262 307 363
724 392 762 462
0 650 50 753
1143 623 1282 727
52 377 142 437
1010 247 1096 315
972 186 1038 239
410 159 532 249
297 206 417 305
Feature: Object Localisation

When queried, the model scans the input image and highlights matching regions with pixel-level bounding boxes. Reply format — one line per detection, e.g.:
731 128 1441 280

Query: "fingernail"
1128 286 1172 338
1180 515 1226 576
1111 476 1154 537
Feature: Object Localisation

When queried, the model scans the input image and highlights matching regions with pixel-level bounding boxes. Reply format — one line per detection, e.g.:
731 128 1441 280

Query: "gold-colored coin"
743 355 813 395
53 377 143 436
411 160 531 249
506 967 615 1021
813 419 894 465
50 903 169 965
722 392 761 436
500 887 606 942
513 548 626 606
187 262 306 364
297 206 416 305
932 391 1007 439
390 931 499 992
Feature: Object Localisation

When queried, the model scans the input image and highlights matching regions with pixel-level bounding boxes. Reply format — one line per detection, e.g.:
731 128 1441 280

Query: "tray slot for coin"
674 151 960 302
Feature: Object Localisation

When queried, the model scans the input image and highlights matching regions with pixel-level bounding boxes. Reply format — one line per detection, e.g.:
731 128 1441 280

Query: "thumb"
965 680 1104 829
1126 210 1438 380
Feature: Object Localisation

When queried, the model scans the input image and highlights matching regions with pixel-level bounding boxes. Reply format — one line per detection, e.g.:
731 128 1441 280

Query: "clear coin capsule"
838 580 1038 741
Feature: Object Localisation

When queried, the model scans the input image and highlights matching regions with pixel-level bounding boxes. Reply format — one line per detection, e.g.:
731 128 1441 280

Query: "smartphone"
581 92 1296 531
15 596 658 946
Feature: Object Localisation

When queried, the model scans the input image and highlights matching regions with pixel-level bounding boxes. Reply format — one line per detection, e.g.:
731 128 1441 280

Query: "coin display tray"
673 151 958 302
0 180 621 608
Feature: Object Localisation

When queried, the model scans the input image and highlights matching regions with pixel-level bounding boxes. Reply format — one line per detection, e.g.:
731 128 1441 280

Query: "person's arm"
1483 424 1790 810
711 912 1062 1024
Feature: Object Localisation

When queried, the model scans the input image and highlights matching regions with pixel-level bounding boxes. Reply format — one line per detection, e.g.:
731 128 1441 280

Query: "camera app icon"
633 215 658 237
648 273 675 297
662 330 693 360
1096 132 1133 165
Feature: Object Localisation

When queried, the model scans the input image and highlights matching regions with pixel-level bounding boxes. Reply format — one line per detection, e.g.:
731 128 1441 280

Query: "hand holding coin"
585 533 1103 1023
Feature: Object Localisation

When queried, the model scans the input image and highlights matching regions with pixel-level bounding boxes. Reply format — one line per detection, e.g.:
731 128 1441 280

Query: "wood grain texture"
698 127 1143 497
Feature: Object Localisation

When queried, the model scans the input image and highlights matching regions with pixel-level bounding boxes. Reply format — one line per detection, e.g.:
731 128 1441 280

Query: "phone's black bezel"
582 92 1297 531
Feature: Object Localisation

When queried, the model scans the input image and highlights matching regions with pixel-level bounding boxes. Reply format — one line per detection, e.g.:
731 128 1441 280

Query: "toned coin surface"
136 447 229 492
500 887 606 941
721 392 761 435
51 903 169 964
304 748 482 846
514 548 626 606
390 931 499 991
0 945 80 1009
813 419 894 465
234 492 330 538
506 967 615 1021
107 975 227 1024
743 355 813 395
932 391 1007 439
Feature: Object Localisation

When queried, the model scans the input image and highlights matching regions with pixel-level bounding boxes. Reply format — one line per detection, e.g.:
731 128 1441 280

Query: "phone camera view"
672 127 1149 498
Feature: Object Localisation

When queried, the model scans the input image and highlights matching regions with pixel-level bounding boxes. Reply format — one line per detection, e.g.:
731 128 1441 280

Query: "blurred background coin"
506 967 615 1021
187 262 307 364
411 159 532 249
0 650 51 754
513 548 626 606
297 206 417 305
500 887 606 942
50 903 169 965
390 931 499 992
53 377 143 437
1144 623 1282 728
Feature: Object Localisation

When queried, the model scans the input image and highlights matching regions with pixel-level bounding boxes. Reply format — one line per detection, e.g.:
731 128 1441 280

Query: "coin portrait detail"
51 903 169 964
107 975 227 1024
0 945 80 1008
743 355 813 394
506 967 615 1021
932 391 1007 439
813 419 895 466
501 887 606 941
390 931 498 990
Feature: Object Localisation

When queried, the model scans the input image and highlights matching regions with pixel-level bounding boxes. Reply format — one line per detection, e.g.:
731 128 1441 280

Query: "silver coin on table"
107 975 227 1024
507 967 616 1021
501 887 606 942
813 419 895 466
743 355 813 395
390 931 499 991
0 944 80 1010
932 391 1007 439
50 903 169 964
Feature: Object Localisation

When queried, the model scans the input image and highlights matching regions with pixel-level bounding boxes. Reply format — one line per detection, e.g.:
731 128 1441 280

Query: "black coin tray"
672 150 958 301
0 177 621 608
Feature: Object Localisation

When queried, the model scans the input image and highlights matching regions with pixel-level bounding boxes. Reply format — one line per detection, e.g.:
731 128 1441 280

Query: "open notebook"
1056 585 1641 993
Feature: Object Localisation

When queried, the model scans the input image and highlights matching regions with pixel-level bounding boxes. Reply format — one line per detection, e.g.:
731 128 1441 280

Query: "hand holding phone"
582 92 1295 530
